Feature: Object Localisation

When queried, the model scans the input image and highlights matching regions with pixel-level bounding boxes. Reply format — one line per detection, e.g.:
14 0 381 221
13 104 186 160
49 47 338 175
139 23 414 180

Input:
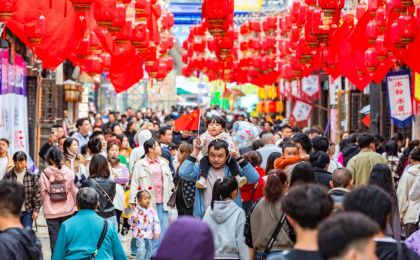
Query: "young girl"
196 116 247 189
129 190 161 260
203 176 249 260
107 140 130 234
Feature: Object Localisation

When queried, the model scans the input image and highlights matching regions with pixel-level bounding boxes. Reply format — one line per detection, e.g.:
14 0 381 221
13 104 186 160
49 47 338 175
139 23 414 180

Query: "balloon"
232 121 261 148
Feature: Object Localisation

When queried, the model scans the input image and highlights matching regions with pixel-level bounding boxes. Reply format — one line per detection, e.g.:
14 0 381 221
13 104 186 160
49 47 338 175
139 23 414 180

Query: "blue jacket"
52 210 127 260
179 157 260 218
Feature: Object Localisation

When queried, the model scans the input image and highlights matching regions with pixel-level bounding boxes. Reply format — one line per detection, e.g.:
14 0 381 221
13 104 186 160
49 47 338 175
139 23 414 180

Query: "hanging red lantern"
145 61 159 78
262 16 277 34
118 0 132 5
131 23 150 54
182 66 193 77
94 0 117 28
24 15 45 45
135 0 151 23
356 2 368 20
318 0 345 17
366 20 379 45
202 0 234 37
398 15 417 44
145 44 157 66
155 60 168 81
161 12 175 31
75 38 90 59
215 28 234 60
365 48 378 74
109 3 126 32
249 20 261 34
101 53 111 72
375 36 388 64
70 0 95 12
162 56 174 71
115 21 133 47
89 32 102 54
297 4 308 27
391 0 414 13
375 7 386 33
0 0 17 22
84 55 104 76
240 23 249 35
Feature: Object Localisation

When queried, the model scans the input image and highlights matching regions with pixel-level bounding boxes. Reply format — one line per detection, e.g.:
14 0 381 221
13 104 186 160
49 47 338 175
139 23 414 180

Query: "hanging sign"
291 100 313 122
301 75 320 100
291 80 300 99
329 76 342 106
386 71 413 128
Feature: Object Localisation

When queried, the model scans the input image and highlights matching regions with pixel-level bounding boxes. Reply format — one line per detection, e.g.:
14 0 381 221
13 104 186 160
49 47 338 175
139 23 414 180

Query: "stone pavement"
36 212 135 259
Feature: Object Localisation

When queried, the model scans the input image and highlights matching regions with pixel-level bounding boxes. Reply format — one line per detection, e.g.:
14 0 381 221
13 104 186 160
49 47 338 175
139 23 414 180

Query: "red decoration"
109 3 126 32
174 109 201 131
24 15 45 45
202 0 234 37
135 0 151 23
0 0 17 22
70 0 95 12
94 0 117 28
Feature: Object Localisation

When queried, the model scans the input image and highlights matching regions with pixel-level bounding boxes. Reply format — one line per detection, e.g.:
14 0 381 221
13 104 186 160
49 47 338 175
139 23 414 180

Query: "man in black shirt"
39 124 65 161
273 184 333 260
0 180 42 260
344 186 419 260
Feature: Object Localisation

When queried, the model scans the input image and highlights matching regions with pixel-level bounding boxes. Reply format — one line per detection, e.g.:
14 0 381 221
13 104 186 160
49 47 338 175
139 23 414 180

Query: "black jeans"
46 215 72 254
115 209 122 233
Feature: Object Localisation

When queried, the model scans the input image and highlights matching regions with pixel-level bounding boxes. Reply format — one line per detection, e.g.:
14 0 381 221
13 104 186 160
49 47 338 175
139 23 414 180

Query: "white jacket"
397 164 420 224
129 157 174 211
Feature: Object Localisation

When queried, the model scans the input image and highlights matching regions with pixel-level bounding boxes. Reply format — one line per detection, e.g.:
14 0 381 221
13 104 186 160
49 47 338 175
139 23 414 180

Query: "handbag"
44 171 68 202
91 178 113 204
256 213 287 260
81 220 108 260
167 178 181 208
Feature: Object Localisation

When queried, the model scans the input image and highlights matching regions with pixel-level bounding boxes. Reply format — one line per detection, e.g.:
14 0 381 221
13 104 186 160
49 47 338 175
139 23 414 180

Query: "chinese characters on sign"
302 75 320 98
329 76 342 106
292 100 313 122
386 72 413 127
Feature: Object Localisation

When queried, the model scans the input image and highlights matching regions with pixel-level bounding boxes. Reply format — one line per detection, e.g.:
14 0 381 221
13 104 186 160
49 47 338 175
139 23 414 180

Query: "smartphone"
52 127 58 136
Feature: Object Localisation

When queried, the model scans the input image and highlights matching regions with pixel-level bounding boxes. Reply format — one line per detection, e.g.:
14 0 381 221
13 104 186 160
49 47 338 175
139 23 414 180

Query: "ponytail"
46 146 64 169
88 137 102 155
210 176 238 210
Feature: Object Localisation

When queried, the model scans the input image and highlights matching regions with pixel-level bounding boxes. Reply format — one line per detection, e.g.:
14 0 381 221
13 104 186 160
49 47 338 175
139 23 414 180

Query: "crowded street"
1 0 420 260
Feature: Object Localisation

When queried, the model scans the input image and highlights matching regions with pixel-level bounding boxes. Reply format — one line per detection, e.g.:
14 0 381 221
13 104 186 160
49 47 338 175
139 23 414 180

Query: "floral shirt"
128 205 160 240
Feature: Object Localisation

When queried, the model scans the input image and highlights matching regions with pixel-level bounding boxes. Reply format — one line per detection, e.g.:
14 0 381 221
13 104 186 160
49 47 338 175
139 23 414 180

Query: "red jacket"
240 166 265 202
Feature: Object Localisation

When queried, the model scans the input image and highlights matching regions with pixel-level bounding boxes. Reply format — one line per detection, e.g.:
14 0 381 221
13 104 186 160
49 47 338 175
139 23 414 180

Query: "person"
3 152 41 229
397 148 420 238
155 216 214 260
158 126 175 174
312 135 329 153
58 136 67 151
0 180 42 260
0 138 14 180
289 162 317 188
274 134 312 177
203 176 249 260
196 116 246 189
274 142 300 171
120 114 129 131
310 151 332 188
129 130 153 172
129 190 161 260
179 139 259 218
265 151 282 174
346 133 388 186
63 138 88 188
173 143 196 216
276 184 333 260
391 133 405 154
396 140 419 178
342 133 360 167
172 130 195 146
257 133 282 169
252 139 264 151
327 142 343 173
130 138 175 252
82 154 117 228
39 125 65 162
279 125 292 141
240 151 266 214
107 140 130 234
384 140 399 182
117 134 132 166
317 212 379 260
247 170 293 259
344 186 419 259
39 146 78 254
368 164 401 241
260 121 274 137
53 187 126 259
328 168 353 210
71 118 91 153
405 230 420 256
103 111 117 132
125 121 138 149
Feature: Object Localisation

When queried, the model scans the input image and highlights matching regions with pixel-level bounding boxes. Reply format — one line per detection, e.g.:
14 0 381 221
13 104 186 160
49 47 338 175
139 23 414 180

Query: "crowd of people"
0 106 420 260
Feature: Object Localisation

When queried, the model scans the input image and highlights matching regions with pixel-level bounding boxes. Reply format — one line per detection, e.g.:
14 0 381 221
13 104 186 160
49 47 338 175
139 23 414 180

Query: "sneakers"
236 175 247 188
196 176 207 189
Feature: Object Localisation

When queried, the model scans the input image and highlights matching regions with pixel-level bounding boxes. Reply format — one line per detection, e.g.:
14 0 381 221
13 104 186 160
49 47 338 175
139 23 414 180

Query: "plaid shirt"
4 168 41 213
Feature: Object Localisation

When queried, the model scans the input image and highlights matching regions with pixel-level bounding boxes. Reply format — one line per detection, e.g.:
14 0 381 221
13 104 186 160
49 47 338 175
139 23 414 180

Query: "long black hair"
211 176 238 210
46 146 64 169
368 164 396 199
87 137 102 155
63 138 78 156
143 138 158 158
289 162 317 187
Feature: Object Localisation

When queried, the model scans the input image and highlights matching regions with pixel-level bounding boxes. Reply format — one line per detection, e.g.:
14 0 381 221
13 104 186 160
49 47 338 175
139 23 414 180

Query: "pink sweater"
40 165 78 219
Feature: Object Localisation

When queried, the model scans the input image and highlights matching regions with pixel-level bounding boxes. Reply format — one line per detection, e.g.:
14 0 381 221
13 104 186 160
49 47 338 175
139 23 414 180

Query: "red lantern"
398 15 417 44
202 0 234 37
118 0 133 5
145 61 159 78
249 20 261 33
240 23 249 35
366 20 379 45
318 0 345 17
89 32 102 54
391 0 414 13
135 0 151 23
376 7 386 32
356 3 368 20
84 56 103 76
0 0 17 22
75 39 90 59
115 21 133 47
375 36 388 63
109 3 126 32
161 12 174 31
215 28 234 60
94 0 117 28
24 15 45 45
131 23 150 53
101 53 111 72
145 44 157 66
365 48 378 74
155 60 168 81
262 16 277 34
162 56 174 71
70 0 95 12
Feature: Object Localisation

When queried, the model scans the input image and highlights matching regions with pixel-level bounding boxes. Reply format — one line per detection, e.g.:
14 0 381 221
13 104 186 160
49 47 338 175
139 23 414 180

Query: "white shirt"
0 157 8 180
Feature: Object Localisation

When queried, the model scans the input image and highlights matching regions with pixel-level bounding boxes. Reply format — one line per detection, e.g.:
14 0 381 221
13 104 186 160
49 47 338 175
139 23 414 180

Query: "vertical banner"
386 71 413 128
0 49 30 158
329 76 342 106
301 75 320 101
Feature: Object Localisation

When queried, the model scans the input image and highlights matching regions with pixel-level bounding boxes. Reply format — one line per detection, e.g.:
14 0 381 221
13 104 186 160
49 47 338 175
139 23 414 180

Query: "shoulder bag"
167 178 181 208
81 220 108 260
91 178 113 204
257 213 287 260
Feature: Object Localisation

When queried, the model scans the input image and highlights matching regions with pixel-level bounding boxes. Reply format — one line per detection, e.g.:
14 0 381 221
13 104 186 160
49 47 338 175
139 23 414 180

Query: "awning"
177 88 194 95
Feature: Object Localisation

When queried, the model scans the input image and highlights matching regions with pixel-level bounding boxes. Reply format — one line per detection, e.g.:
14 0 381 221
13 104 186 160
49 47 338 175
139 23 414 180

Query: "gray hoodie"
203 200 249 260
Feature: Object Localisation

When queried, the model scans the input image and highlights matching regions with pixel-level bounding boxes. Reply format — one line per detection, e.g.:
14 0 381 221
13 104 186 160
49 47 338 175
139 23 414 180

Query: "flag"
174 109 200 131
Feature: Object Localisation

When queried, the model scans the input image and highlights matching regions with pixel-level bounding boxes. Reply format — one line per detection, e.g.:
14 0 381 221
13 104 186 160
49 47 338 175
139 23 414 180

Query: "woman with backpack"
82 154 117 229
246 169 294 260
203 176 249 260
40 146 78 254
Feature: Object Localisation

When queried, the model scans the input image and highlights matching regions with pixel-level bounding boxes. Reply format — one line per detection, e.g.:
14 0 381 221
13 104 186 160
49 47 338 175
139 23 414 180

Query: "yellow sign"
235 0 263 12
415 73 420 102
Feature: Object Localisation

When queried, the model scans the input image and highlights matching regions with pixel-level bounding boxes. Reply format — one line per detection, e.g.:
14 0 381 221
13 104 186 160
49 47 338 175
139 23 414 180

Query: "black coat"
82 177 116 218
313 167 332 188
